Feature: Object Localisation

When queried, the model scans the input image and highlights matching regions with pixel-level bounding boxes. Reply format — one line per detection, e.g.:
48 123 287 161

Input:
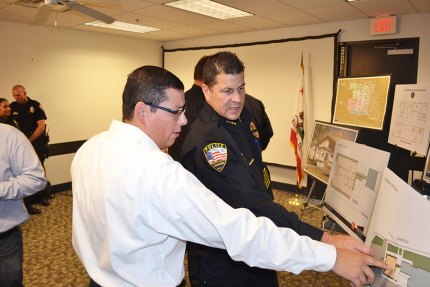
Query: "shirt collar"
109 120 159 150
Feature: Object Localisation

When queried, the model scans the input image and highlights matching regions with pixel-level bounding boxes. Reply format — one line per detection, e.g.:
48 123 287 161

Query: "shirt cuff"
312 241 337 272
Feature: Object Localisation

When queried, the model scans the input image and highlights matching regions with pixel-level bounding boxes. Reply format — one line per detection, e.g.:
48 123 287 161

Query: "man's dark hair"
203 51 245 88
122 65 184 121
0 98 7 103
193 56 210 82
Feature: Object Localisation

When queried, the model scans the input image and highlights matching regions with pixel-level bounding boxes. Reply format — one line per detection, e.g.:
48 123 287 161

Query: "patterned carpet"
21 190 349 287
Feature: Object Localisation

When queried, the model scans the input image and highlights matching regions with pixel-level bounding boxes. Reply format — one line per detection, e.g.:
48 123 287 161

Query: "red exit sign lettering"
370 16 397 35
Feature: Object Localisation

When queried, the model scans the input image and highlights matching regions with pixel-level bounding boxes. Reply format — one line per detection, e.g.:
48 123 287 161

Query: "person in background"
11 85 50 214
0 98 18 128
168 55 210 161
0 123 47 287
180 51 378 287
71 65 388 287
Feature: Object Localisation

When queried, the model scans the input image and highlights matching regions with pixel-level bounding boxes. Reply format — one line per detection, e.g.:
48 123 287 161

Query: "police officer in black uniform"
11 84 50 214
180 51 326 287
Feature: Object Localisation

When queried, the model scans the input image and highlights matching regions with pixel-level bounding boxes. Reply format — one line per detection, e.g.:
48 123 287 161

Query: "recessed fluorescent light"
164 0 253 20
85 21 160 34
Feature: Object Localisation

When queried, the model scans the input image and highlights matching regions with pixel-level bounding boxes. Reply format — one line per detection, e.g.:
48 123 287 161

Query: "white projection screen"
164 33 338 167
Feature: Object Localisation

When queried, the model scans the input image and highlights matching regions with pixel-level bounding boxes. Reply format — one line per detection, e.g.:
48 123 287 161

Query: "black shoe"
27 205 42 215
37 198 50 206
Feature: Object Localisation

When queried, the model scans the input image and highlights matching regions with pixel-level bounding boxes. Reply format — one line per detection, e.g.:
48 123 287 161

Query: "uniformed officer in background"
11 84 51 214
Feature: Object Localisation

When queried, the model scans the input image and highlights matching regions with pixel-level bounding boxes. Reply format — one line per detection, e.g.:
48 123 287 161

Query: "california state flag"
290 55 305 188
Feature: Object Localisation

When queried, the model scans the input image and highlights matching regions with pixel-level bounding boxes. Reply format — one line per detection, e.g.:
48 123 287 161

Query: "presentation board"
388 84 430 156
333 75 391 130
323 139 390 241
164 34 337 167
366 168 430 287
304 121 358 184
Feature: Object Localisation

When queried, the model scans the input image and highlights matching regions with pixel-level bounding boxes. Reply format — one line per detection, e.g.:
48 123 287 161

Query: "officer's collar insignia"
30 106 35 113
225 117 240 126
203 143 227 172
250 121 259 139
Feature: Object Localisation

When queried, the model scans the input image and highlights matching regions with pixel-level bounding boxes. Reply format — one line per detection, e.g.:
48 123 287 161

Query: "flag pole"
289 52 306 205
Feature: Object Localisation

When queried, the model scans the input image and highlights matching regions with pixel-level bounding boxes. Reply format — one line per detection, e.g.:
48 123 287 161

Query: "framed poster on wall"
304 121 359 184
333 75 391 130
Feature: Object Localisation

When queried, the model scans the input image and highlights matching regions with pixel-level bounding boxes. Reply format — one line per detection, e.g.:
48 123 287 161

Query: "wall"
164 13 430 188
0 20 162 186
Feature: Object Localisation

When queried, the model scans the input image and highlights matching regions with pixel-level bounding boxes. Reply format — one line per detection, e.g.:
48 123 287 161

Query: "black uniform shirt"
181 102 323 239
10 97 47 139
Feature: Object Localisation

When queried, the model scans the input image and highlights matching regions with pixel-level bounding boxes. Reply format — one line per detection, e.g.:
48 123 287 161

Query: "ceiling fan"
16 0 117 24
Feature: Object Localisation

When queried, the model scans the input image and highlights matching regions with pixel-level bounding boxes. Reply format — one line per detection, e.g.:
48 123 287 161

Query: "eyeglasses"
143 101 186 118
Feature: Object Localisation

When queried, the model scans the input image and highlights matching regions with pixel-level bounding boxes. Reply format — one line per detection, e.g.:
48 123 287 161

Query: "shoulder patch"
29 106 35 113
203 143 227 172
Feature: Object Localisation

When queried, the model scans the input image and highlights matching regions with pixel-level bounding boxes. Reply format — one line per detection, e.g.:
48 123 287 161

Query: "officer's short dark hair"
203 51 245 88
0 98 7 103
193 56 210 82
122 65 184 121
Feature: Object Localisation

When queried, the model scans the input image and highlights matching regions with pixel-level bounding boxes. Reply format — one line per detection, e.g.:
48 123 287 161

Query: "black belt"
0 226 18 240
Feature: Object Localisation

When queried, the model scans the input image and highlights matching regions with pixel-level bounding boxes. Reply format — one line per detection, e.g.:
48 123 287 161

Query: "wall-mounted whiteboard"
164 34 337 167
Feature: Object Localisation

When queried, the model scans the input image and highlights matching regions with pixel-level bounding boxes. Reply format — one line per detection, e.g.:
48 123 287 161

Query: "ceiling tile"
132 5 215 25
198 20 252 33
409 0 430 13
263 9 324 26
113 12 186 29
305 3 367 22
279 0 344 9
350 0 417 17
225 15 286 30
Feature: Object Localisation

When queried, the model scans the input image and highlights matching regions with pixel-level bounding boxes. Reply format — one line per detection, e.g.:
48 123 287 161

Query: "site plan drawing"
333 75 390 130
388 84 430 155
304 121 358 184
366 168 430 287
323 139 390 241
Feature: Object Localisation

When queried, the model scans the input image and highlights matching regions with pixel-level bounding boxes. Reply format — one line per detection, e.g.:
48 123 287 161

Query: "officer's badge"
203 143 227 172
30 106 35 113
250 122 259 139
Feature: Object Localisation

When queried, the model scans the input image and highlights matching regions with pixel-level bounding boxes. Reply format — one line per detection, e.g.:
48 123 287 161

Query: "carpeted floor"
21 190 349 287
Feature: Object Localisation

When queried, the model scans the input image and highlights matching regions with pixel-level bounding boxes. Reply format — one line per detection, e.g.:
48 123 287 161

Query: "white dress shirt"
0 124 47 232
71 120 336 287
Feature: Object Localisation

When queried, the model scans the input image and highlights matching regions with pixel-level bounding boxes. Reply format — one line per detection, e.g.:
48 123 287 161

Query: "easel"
299 176 326 219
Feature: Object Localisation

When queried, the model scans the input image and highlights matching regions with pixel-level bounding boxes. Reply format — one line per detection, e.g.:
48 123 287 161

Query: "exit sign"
370 16 397 35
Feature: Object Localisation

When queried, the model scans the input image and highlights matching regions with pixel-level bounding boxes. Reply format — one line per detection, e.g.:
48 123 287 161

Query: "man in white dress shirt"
71 65 388 287
0 123 47 287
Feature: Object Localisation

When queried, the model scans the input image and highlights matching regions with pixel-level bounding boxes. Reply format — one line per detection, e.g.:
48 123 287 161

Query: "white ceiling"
0 0 429 42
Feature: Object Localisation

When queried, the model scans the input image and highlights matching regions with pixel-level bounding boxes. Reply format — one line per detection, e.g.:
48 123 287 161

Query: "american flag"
207 148 227 164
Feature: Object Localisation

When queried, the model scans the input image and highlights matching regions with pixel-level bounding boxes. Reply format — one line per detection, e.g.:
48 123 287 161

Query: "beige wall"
0 20 162 185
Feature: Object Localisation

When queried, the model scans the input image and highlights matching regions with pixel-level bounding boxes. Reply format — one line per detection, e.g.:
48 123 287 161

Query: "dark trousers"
0 227 23 287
